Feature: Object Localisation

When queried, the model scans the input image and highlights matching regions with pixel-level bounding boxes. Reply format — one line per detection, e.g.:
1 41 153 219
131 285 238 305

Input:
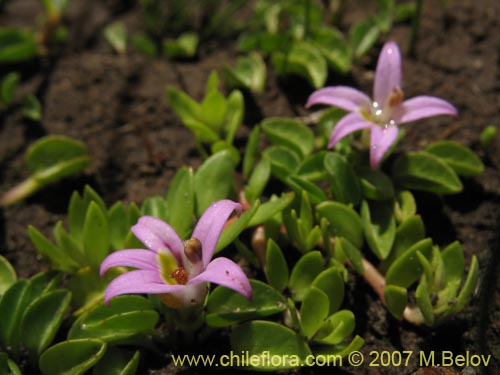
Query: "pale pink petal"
192 200 242 267
306 86 371 111
188 257 252 299
132 216 184 262
370 125 399 169
328 112 374 148
374 42 402 107
392 96 458 124
104 269 184 304
100 249 159 276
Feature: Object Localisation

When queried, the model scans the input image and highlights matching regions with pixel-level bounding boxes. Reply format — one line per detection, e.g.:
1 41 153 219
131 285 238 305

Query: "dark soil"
1 0 499 374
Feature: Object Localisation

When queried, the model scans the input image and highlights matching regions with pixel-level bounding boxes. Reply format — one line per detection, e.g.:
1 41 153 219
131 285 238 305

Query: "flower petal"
370 124 399 169
188 257 252 299
392 96 458 124
192 200 242 267
306 86 371 112
100 249 159 276
132 216 184 262
328 112 374 148
104 269 184 304
374 41 402 108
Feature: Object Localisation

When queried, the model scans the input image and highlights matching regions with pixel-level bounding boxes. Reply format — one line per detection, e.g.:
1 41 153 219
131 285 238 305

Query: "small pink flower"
100 200 252 308
306 41 458 169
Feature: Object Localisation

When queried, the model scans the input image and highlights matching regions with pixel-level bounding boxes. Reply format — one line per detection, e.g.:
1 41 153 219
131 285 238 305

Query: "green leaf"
0 255 16 296
131 33 158 57
139 196 164 220
53 221 87 265
166 166 195 238
0 280 28 351
163 32 198 58
336 237 364 274
392 151 463 194
231 321 312 370
28 225 79 272
243 126 261 180
285 175 326 205
349 18 381 59
22 94 42 121
375 0 395 32
194 150 235 216
1 72 19 105
425 141 484 177
416 276 435 326
300 287 329 339
360 200 396 260
394 190 416 222
312 26 352 74
263 145 300 180
358 168 394 200
223 52 266 94
313 335 365 360
261 118 314 158
324 153 361 205
385 238 433 288
316 201 364 249
82 202 110 266
314 309 355 345
206 280 286 327
0 28 38 63
312 267 344 314
20 289 72 356
216 200 259 253
68 296 158 343
289 251 324 301
384 285 407 319
247 192 295 227
108 202 130 250
93 348 140 375
25 135 90 183
224 89 244 144
265 239 289 292
452 256 479 313
441 241 465 287
272 41 327 89
245 158 271 203
200 91 227 131
103 21 127 54
380 215 425 272
39 339 107 375
296 151 328 181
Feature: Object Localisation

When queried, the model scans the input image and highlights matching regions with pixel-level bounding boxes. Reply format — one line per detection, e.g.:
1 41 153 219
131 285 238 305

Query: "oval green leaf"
39 339 107 375
261 118 314 158
206 279 286 327
425 140 484 176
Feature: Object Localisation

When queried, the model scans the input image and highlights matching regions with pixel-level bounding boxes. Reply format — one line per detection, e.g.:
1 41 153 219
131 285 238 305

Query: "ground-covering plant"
0 34 485 374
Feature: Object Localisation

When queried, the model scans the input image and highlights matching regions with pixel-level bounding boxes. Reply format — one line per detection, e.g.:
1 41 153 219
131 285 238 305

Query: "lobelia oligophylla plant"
12 39 485 373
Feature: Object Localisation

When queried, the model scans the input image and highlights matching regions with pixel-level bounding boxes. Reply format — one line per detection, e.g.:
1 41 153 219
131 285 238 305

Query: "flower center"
158 251 186 285
170 267 188 285
360 87 404 128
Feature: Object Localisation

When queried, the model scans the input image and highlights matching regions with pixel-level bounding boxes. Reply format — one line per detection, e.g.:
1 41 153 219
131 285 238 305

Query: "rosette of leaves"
166 71 244 161
206 242 363 370
28 185 141 314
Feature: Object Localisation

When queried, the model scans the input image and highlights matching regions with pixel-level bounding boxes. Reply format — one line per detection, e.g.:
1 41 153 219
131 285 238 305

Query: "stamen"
388 87 404 107
184 238 202 263
170 267 188 285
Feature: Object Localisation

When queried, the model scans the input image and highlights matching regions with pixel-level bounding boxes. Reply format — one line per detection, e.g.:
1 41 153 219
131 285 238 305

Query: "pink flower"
306 41 458 169
100 200 252 308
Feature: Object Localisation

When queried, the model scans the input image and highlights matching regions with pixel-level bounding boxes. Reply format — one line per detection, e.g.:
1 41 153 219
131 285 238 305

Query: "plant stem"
0 177 39 207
